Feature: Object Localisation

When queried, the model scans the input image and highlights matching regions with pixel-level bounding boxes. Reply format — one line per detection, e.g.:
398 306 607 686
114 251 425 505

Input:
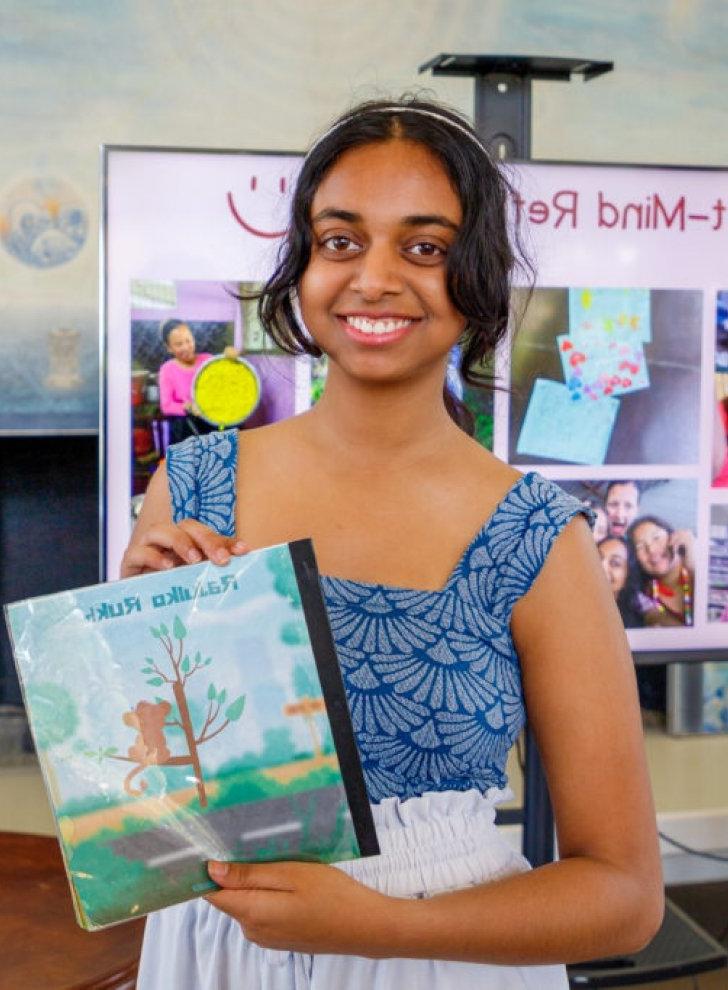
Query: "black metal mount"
419 53 613 159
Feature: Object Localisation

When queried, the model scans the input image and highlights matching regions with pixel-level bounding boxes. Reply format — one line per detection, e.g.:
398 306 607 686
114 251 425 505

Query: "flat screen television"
102 149 728 667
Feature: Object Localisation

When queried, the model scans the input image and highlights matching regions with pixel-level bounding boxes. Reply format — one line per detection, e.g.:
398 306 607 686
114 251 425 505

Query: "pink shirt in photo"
158 354 212 416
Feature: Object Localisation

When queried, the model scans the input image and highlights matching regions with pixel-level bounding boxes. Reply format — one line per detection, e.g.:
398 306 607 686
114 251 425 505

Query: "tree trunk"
173 681 207 807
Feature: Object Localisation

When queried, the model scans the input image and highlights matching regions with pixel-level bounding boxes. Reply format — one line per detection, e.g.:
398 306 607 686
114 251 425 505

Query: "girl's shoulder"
165 429 238 533
461 438 591 522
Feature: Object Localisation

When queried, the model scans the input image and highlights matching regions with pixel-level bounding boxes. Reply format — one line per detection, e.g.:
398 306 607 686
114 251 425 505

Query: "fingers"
121 521 248 577
177 519 247 565
207 860 297 891
120 544 177 577
669 531 691 557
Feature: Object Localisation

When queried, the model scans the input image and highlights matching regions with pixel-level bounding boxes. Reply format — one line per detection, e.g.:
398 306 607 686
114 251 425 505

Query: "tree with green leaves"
109 615 245 807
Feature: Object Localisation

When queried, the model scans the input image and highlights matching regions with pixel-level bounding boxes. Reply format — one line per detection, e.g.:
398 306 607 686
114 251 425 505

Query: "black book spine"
289 539 380 858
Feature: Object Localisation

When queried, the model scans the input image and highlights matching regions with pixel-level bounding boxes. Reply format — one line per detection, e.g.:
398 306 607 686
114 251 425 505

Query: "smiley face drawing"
227 173 294 239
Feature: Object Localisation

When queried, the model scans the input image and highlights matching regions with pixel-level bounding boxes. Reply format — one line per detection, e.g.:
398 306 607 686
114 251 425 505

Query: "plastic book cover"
5 540 378 930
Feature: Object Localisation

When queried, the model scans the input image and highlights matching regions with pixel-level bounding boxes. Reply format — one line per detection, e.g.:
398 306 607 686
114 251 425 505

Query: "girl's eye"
406 241 446 260
319 234 360 254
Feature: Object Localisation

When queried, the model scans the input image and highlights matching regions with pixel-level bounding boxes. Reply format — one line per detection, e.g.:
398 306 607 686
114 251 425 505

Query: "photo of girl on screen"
626 516 695 628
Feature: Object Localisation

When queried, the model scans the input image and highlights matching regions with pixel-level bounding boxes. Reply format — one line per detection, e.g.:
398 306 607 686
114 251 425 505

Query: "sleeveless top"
166 430 592 805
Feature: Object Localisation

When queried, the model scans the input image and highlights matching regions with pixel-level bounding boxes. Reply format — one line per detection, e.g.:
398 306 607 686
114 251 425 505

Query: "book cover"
5 539 378 930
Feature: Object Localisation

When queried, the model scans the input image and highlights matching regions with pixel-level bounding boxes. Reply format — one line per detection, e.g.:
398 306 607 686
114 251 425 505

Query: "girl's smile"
337 312 421 345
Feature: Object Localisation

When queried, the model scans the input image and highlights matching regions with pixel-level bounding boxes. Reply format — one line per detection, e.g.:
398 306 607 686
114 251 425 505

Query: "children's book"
5 540 378 930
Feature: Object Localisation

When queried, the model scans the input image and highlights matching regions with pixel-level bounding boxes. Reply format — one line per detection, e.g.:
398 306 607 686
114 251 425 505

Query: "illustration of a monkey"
122 700 172 796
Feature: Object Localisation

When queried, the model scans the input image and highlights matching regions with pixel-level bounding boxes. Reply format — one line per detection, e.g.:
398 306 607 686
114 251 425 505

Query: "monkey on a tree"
122 700 172 797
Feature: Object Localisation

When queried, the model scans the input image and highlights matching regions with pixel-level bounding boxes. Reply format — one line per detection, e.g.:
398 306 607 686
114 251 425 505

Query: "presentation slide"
103 150 728 659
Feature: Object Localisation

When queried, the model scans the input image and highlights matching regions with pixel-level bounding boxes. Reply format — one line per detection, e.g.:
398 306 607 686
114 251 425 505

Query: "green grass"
66 773 360 927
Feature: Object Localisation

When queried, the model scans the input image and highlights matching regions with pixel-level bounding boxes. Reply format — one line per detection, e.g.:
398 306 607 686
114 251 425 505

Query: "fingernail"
208 860 228 878
214 549 230 565
162 559 174 569
232 541 247 554
188 549 202 563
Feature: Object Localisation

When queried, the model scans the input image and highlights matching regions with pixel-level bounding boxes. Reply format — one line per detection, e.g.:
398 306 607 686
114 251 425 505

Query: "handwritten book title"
83 574 238 623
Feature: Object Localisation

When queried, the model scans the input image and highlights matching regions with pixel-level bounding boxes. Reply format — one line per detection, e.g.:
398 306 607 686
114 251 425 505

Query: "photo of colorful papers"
557 333 650 400
508 286 701 467
568 287 651 343
516 378 619 465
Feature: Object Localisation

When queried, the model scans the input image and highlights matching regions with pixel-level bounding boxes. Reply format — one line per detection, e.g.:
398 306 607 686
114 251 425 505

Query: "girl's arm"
207 515 663 964
393 514 663 963
158 361 187 417
120 463 246 577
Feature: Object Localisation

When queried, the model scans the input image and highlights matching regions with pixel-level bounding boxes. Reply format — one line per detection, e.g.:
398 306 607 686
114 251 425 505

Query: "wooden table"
0 832 144 989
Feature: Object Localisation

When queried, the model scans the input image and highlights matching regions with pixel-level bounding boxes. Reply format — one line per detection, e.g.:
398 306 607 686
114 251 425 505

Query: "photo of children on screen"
564 479 697 629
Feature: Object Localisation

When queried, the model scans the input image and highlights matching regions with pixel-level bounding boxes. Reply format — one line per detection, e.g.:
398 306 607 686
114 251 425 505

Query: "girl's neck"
303 364 460 466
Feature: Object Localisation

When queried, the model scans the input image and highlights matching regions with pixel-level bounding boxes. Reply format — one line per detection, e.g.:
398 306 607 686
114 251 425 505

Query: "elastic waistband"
337 788 526 897
371 786 507 850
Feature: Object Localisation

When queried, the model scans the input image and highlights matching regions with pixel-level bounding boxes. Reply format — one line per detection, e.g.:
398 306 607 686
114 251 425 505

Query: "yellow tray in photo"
192 356 261 428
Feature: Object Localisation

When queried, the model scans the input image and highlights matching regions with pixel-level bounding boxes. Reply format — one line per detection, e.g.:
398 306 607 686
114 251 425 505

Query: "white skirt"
137 788 568 989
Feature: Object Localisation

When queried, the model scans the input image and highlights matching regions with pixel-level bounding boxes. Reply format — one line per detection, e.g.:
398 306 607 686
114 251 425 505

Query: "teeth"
346 316 413 335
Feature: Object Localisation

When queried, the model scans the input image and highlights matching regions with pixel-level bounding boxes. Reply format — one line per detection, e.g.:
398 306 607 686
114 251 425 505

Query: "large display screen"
103 149 728 661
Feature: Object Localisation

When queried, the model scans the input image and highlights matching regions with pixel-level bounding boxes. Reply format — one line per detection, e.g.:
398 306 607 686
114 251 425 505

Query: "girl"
597 535 644 629
597 536 629 599
628 515 695 627
124 98 662 989
158 318 215 444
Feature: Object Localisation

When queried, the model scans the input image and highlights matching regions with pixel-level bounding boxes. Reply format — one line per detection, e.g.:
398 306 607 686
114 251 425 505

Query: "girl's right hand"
120 518 247 578
669 529 695 573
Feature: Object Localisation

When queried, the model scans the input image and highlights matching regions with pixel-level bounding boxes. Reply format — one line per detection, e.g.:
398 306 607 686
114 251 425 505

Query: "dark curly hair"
252 96 533 432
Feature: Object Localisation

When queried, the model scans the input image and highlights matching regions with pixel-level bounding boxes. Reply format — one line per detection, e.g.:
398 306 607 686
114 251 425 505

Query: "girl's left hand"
204 860 407 957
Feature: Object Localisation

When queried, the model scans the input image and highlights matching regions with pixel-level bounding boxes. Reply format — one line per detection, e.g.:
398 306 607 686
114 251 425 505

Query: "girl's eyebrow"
312 208 360 223
311 207 459 231
401 213 459 232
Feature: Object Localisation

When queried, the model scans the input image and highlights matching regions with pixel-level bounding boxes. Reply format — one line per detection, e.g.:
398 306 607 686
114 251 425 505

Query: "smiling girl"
125 98 662 989
158 319 214 444
628 516 695 627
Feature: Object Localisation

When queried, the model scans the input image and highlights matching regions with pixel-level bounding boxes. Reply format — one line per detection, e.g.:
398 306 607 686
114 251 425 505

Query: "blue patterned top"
166 430 591 804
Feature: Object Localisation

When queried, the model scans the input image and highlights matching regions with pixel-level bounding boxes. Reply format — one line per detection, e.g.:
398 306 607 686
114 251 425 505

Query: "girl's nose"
349 244 403 301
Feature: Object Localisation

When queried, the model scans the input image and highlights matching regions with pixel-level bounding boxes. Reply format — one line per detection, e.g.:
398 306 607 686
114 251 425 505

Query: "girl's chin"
646 564 672 579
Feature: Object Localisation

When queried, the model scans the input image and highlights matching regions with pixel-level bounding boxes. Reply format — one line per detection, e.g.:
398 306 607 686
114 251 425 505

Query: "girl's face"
605 483 640 538
166 325 196 364
298 139 466 386
632 521 673 577
598 538 629 596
